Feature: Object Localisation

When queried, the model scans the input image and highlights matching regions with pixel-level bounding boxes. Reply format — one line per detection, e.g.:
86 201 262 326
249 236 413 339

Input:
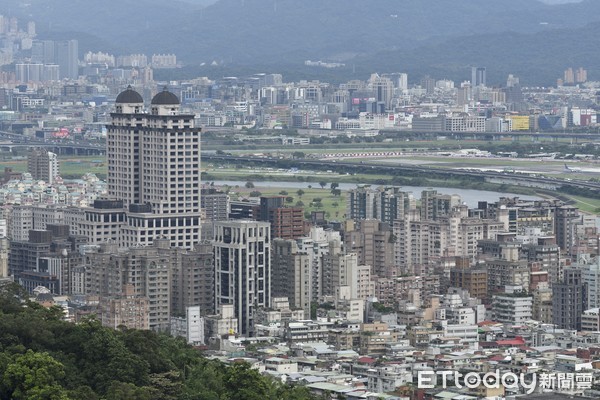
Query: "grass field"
563 195 600 214
227 184 347 220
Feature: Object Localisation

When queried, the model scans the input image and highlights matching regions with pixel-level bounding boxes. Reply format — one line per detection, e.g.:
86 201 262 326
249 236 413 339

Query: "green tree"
79 320 149 394
182 360 226 400
1 350 70 400
319 181 327 189
104 382 152 400
249 191 262 197
67 386 99 400
310 302 318 319
0 281 31 314
296 189 305 198
245 181 255 188
330 182 339 190
225 362 270 400
0 282 320 400
279 190 288 196
331 188 341 197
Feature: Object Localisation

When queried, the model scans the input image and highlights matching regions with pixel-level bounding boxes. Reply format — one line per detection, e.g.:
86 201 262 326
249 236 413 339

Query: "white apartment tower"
213 220 271 336
107 86 202 249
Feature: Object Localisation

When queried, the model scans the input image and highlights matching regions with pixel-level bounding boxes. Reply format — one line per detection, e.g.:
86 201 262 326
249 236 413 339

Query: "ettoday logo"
417 370 594 394
417 370 536 394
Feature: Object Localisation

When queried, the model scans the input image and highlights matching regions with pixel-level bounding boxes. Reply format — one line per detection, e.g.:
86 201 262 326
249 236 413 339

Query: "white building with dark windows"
106 86 202 249
213 220 271 336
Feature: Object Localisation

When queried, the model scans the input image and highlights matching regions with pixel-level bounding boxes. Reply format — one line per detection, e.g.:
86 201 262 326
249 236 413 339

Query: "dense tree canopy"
0 282 317 400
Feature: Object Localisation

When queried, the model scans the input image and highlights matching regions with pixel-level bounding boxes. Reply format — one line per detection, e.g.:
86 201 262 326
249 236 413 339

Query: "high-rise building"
554 206 579 255
368 73 394 108
9 226 86 295
582 261 600 310
344 219 396 279
213 220 271 335
55 40 78 80
322 251 372 300
200 187 229 241
31 40 55 64
107 86 202 249
382 72 408 91
347 186 414 225
86 239 174 331
553 267 587 330
450 257 488 300
420 190 461 221
522 237 561 285
15 63 43 83
421 76 436 95
296 227 342 302
27 148 59 184
271 239 312 315
575 67 587 83
258 196 304 239
457 81 472 106
231 196 304 240
471 66 486 87
171 243 215 316
564 67 575 84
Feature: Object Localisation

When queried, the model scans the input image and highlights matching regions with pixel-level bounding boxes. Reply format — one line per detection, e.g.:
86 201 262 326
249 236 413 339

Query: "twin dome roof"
115 85 143 104
115 85 180 105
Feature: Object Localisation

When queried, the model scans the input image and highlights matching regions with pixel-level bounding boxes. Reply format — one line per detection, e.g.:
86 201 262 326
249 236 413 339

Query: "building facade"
107 86 202 249
27 147 59 184
213 220 271 335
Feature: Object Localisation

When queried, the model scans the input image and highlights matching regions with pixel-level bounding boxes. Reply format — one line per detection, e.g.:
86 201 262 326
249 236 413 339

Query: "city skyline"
3 1 600 399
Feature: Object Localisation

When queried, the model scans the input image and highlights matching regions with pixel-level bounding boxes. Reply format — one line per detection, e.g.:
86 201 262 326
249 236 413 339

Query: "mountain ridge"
2 0 600 85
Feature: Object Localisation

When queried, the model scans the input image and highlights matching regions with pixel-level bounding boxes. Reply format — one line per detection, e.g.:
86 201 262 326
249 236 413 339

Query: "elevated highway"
0 131 104 155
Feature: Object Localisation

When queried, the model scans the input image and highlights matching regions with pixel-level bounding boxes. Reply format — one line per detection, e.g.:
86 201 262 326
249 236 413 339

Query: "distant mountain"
174 0 600 64
2 0 600 85
2 0 193 54
356 21 600 86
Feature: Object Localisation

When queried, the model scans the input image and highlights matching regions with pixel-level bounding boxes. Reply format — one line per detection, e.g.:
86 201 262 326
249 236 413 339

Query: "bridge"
0 131 105 155
382 130 600 143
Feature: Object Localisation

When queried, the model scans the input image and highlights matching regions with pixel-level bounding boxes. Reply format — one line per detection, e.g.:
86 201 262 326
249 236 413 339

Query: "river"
207 180 541 208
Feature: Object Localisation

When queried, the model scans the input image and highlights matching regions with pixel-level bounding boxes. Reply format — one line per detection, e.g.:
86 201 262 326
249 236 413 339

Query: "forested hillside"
0 282 315 400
